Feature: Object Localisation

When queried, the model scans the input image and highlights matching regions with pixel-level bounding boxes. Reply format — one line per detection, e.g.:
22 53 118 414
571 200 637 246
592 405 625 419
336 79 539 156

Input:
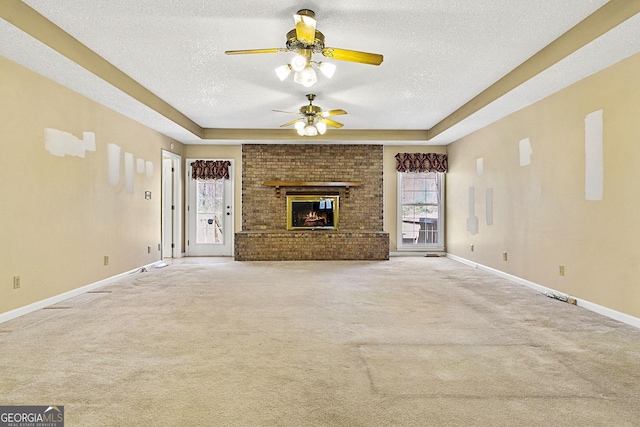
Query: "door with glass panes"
187 159 233 256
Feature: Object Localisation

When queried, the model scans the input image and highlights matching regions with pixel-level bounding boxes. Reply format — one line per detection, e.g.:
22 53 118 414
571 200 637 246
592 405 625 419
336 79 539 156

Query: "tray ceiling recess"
1 1 639 144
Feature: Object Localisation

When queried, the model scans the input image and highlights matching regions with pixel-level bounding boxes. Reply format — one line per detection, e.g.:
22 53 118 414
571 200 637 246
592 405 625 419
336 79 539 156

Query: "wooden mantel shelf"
264 181 362 198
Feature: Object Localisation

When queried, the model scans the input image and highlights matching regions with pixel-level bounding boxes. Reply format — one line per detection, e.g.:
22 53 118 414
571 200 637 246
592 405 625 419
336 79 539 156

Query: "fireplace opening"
287 195 339 230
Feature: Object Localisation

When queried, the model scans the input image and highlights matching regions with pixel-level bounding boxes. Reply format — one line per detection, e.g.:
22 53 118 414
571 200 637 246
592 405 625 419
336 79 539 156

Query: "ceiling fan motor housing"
286 29 325 52
300 105 322 116
301 94 321 117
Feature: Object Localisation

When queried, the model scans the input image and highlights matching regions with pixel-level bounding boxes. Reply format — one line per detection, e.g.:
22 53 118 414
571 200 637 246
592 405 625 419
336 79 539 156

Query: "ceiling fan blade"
280 119 302 128
322 109 347 117
322 118 344 128
294 10 317 44
321 47 383 65
225 48 283 55
272 110 297 114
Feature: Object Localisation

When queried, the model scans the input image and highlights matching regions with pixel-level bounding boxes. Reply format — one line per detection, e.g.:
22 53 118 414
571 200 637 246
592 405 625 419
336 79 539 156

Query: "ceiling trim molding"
0 0 203 138
428 0 640 140
201 128 429 141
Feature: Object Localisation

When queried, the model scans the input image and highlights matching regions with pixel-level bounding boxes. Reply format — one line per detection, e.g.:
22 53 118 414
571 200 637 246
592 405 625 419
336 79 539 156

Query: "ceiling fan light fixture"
290 54 308 72
294 66 317 87
317 61 336 78
304 124 318 136
275 93 345 137
315 120 327 135
302 71 317 87
275 64 292 81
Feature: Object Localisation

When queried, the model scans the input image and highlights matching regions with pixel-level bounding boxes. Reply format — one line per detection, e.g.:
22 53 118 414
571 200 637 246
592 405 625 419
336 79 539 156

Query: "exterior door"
187 159 234 256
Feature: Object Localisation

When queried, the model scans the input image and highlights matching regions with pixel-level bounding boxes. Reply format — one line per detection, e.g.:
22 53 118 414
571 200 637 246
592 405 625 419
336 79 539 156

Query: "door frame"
161 150 182 258
185 158 234 256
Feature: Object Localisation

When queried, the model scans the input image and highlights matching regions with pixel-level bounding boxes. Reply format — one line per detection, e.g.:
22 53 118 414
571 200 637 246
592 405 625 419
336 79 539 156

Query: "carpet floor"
1 256 640 426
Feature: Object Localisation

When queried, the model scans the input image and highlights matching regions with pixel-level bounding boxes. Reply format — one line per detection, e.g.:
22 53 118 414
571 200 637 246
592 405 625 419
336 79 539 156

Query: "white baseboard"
390 251 446 257
446 253 640 330
0 261 164 324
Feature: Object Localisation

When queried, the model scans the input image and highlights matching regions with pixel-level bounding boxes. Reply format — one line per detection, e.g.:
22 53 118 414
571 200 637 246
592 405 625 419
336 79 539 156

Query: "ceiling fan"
225 9 383 87
276 94 347 136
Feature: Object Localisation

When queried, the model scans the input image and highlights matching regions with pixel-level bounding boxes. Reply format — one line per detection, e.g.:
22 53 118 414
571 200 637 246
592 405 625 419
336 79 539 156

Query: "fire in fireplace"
287 195 339 230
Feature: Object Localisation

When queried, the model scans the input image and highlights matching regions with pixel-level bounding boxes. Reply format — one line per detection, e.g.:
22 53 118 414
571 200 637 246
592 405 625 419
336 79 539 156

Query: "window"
196 180 224 244
397 172 444 250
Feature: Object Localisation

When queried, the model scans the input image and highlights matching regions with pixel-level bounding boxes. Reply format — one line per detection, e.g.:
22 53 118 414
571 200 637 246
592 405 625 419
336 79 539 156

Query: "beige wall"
0 56 183 315
383 145 447 251
446 51 640 318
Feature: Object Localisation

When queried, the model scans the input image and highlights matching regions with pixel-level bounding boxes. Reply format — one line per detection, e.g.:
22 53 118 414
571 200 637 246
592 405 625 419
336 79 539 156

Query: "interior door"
162 151 182 258
162 158 174 257
187 159 233 256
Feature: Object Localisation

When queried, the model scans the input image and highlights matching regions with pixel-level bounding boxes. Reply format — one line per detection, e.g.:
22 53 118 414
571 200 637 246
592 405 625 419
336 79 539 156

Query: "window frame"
396 171 445 251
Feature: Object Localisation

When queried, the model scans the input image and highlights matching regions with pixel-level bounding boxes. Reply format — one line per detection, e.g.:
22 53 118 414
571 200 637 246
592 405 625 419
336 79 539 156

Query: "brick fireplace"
235 144 389 260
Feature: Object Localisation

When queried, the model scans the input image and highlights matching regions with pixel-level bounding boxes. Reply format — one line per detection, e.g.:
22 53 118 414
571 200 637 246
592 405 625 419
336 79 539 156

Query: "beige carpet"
1 257 640 426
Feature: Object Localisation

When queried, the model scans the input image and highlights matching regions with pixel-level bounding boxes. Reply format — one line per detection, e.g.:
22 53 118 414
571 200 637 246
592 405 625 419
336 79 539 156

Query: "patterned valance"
191 160 231 180
395 153 448 173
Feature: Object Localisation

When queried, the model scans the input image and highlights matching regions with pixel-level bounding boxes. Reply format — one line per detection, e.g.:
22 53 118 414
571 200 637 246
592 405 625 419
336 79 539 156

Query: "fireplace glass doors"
287 195 339 230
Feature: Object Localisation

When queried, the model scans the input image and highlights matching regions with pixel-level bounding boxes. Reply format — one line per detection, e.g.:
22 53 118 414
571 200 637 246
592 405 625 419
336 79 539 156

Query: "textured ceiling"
1 0 639 144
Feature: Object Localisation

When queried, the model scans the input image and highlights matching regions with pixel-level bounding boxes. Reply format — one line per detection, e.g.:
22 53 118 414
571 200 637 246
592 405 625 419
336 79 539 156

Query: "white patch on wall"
466 187 479 235
145 161 154 179
486 188 494 226
519 138 533 166
125 152 135 194
107 143 121 186
106 144 152 190
585 109 604 201
44 128 96 158
476 158 484 176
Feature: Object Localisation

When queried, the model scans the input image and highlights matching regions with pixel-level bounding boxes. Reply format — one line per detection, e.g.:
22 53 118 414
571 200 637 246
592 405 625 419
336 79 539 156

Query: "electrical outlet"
503 252 508 261
104 256 109 266
470 244 474 252
13 276 20 289
559 265 565 276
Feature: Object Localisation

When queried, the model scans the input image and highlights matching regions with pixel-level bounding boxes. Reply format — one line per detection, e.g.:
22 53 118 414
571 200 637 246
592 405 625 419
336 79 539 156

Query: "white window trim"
396 172 445 251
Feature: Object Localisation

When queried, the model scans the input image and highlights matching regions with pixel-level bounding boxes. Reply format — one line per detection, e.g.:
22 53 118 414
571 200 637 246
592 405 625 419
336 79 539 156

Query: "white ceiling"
1 0 639 145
